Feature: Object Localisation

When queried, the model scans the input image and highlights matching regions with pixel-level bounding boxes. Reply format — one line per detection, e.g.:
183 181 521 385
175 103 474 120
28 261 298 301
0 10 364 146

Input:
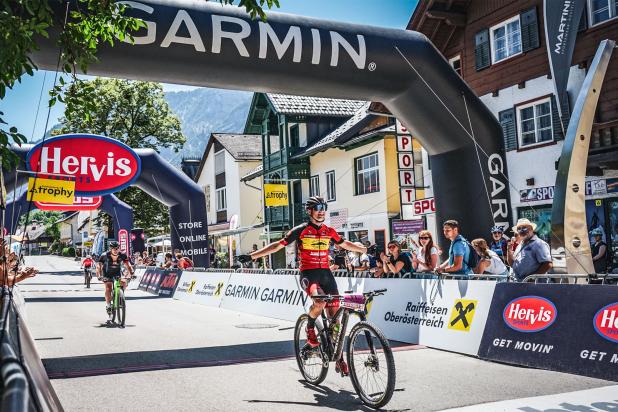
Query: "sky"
0 0 418 142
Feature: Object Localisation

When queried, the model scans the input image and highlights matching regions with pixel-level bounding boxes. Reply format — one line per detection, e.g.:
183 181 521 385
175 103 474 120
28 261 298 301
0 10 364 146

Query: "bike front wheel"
294 314 328 385
116 288 126 327
347 321 396 409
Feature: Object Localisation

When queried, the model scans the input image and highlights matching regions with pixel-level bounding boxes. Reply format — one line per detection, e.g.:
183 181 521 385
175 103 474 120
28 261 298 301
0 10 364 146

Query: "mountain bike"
84 266 93 288
103 276 126 327
294 289 395 409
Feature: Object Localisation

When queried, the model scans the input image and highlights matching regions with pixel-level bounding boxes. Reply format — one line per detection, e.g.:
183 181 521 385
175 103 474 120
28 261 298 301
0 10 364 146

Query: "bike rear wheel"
116 288 126 327
347 321 396 409
85 270 91 288
294 314 328 385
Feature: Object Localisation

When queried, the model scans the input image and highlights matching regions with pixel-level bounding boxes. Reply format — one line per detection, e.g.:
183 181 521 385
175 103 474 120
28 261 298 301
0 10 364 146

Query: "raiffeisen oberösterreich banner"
173 271 231 307
364 278 497 355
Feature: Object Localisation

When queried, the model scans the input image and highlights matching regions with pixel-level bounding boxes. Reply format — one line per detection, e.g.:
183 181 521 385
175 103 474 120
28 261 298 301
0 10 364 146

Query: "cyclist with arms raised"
96 241 133 319
250 196 366 375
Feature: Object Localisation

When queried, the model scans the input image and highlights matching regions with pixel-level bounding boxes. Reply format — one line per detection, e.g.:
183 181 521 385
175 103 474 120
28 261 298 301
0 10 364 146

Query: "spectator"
380 240 413 276
162 252 175 269
331 244 348 272
0 239 37 286
412 230 439 272
366 245 379 271
507 218 552 281
176 251 194 270
490 225 509 262
355 242 371 271
471 238 508 277
591 228 608 274
437 220 474 275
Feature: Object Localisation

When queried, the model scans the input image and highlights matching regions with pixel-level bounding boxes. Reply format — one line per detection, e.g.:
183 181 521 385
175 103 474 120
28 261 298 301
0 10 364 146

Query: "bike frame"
112 278 123 309
316 295 376 363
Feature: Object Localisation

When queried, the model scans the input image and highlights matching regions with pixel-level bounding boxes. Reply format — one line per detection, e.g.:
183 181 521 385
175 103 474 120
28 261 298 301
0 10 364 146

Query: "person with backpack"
437 220 477 276
591 227 608 274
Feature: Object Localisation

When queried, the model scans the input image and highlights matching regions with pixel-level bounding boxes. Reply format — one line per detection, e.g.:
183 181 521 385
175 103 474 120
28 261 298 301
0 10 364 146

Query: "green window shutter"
521 7 540 52
551 94 570 141
499 108 517 151
475 29 490 71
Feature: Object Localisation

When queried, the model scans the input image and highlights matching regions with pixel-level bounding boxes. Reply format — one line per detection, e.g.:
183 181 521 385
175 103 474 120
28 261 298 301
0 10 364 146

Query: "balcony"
264 203 306 230
588 120 618 172
264 148 286 171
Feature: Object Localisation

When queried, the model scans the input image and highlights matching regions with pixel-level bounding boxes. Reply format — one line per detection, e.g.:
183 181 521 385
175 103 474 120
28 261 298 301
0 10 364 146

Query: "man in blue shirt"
437 220 473 275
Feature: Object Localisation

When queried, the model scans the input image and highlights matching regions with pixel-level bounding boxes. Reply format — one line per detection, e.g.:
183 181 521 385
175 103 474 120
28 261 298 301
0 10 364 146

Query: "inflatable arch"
29 1 512 248
6 138 209 266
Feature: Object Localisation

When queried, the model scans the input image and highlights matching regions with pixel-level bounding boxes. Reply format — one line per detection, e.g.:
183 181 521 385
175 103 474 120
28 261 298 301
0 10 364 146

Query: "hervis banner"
478 283 618 382
264 184 288 207
27 176 76 204
364 278 497 355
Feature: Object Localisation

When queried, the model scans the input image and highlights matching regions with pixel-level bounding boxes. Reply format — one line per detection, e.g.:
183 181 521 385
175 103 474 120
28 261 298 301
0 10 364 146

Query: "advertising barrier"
478 283 618 382
364 278 497 355
128 267 146 290
138 268 156 291
146 268 165 295
172 271 231 306
220 273 312 321
158 270 181 297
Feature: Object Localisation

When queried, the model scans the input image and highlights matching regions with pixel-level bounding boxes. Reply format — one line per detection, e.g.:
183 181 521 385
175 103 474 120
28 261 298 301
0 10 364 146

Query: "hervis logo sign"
503 296 557 333
593 302 618 343
26 134 141 196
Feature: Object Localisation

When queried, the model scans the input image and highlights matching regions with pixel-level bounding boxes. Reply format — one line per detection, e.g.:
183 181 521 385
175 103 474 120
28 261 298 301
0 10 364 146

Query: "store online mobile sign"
26 134 141 196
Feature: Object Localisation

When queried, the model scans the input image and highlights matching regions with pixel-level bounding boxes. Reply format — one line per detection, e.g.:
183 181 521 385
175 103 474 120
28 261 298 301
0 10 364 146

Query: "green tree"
18 209 62 241
0 0 279 168
57 78 186 236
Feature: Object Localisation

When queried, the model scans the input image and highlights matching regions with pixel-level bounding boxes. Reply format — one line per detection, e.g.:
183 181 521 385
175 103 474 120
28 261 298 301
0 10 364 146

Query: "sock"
307 315 316 328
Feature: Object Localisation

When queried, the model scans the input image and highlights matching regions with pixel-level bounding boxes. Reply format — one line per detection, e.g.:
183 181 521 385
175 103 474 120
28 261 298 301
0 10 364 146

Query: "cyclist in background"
96 241 133 318
249 196 366 376
81 255 94 287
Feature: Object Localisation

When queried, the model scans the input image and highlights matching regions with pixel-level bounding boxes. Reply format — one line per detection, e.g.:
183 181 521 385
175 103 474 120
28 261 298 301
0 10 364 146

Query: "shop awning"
214 224 265 237
208 222 230 236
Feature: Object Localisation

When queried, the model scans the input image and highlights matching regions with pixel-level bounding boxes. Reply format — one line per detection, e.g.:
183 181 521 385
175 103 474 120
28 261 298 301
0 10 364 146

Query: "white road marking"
439 385 618 412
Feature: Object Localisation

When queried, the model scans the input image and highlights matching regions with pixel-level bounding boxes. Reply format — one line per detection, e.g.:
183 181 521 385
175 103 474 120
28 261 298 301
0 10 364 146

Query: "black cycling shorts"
300 268 339 296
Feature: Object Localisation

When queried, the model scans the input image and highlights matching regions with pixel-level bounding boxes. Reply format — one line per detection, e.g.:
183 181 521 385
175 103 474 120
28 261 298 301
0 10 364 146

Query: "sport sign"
27 176 76 204
26 134 141 196
264 183 288 207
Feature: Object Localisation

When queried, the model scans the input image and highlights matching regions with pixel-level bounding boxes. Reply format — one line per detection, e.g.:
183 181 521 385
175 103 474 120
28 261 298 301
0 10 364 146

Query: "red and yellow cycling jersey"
279 222 343 271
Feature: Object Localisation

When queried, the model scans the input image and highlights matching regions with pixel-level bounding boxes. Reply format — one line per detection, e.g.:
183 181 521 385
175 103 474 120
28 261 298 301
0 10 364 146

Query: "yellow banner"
264 184 288 207
27 177 76 204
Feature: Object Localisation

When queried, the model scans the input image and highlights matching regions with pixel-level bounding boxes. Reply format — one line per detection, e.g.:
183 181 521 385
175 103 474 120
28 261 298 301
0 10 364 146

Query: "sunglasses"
387 245 398 249
310 204 328 212
419 236 430 240
516 227 530 235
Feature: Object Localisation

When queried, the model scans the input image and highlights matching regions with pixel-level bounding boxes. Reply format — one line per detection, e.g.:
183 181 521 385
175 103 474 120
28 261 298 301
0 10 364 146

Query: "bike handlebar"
311 289 387 301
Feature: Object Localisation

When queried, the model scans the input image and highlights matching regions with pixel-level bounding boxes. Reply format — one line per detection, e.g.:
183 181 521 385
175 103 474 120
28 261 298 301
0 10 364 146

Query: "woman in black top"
380 240 412 276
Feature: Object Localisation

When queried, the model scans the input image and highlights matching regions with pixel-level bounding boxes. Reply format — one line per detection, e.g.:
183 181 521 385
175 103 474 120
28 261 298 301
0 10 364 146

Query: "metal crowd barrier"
235 268 273 274
273 269 300 276
204 268 236 273
522 274 618 284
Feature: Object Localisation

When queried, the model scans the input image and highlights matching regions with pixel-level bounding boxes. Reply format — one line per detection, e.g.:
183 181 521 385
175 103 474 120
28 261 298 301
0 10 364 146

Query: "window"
214 151 225 175
355 153 380 195
326 171 336 201
448 55 462 77
516 97 553 148
215 187 226 211
589 0 617 26
490 15 522 63
204 185 211 212
310 175 320 197
290 124 299 147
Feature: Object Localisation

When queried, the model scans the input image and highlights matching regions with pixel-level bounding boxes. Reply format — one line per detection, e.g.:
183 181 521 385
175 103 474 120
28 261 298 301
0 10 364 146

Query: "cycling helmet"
490 225 504 233
591 227 603 236
108 240 120 248
305 196 327 211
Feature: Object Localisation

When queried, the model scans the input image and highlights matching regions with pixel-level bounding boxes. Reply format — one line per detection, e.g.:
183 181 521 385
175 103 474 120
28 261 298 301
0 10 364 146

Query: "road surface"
15 255 617 411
